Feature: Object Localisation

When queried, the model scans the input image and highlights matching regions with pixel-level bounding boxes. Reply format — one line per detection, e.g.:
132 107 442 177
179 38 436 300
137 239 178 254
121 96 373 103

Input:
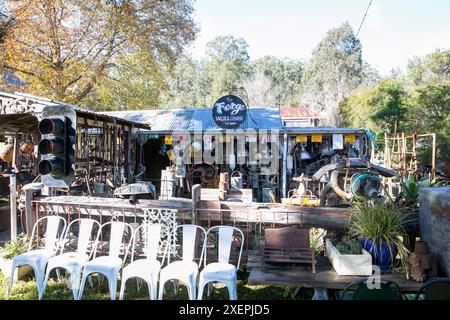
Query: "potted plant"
325 235 372 276
0 233 32 280
395 176 438 212
348 200 412 276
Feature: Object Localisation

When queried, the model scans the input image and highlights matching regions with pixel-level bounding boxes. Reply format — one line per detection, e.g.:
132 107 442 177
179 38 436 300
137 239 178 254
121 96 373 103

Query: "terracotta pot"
414 241 428 255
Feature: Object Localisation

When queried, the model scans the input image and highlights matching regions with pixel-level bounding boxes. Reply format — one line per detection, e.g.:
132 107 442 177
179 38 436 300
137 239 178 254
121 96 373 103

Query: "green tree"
409 82 450 162
92 50 169 111
407 49 450 85
301 22 363 126
369 79 408 133
361 61 381 88
340 86 380 131
0 0 197 106
340 79 408 134
250 56 303 106
162 56 202 108
201 35 251 105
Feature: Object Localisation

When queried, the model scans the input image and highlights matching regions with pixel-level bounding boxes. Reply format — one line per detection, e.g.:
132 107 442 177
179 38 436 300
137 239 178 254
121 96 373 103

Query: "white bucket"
230 171 243 189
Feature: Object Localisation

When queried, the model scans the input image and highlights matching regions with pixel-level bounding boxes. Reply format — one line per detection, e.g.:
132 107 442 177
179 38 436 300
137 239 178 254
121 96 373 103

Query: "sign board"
220 135 231 143
311 134 322 143
344 134 356 142
333 134 343 149
296 135 308 143
212 95 247 129
146 133 160 140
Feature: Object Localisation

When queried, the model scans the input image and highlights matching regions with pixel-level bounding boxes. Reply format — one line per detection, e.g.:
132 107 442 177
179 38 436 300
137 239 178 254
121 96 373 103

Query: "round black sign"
212 95 247 129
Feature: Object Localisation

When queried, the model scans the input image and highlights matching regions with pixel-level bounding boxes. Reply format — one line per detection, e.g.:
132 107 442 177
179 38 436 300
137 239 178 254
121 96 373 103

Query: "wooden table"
247 251 423 299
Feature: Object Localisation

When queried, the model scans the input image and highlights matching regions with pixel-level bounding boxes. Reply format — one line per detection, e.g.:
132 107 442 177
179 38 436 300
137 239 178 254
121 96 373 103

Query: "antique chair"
158 224 206 300
76 221 133 300
119 223 169 300
336 279 402 300
40 218 101 299
197 226 244 300
6 215 67 299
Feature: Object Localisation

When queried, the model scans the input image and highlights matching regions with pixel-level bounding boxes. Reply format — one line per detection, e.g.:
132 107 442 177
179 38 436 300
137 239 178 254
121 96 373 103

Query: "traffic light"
38 117 73 178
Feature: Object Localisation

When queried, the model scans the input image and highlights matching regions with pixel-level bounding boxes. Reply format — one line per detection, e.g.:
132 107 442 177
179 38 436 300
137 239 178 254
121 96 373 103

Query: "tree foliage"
341 49 450 164
0 0 197 106
340 79 407 134
369 79 408 133
301 22 362 126
407 49 450 85
93 50 169 111
162 57 201 108
250 56 303 106
203 35 251 105
409 82 450 162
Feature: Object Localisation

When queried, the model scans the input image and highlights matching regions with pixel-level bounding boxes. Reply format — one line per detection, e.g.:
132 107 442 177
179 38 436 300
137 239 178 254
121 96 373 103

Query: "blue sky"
188 0 450 75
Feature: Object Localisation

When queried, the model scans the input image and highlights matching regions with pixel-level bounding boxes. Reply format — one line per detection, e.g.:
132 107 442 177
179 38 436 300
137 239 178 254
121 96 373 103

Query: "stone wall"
419 187 450 276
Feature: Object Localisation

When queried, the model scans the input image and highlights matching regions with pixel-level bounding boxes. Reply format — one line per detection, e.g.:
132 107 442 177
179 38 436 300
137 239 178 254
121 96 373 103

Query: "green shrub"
0 234 29 259
334 236 362 255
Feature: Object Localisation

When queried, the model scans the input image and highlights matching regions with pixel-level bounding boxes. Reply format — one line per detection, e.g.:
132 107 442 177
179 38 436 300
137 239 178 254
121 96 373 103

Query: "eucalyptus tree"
301 22 363 126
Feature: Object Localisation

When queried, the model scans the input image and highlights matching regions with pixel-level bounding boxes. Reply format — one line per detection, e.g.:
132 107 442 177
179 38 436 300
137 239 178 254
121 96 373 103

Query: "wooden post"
412 133 417 175
9 174 17 241
401 132 406 178
431 133 436 178
22 183 44 235
191 184 201 225
24 190 33 235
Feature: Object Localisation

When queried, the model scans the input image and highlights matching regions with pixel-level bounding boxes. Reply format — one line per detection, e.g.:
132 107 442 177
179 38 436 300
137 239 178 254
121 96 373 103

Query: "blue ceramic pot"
360 238 398 271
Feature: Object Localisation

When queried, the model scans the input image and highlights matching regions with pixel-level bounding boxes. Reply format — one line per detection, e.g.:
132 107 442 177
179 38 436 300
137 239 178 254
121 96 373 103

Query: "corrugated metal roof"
103 108 369 136
0 91 150 129
103 107 283 133
283 127 367 134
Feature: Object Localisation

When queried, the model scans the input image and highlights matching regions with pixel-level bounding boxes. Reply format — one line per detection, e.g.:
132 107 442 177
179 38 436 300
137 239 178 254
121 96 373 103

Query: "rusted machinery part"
312 162 341 181
369 163 398 178
312 158 398 181
188 164 216 185
20 141 34 154
330 169 352 200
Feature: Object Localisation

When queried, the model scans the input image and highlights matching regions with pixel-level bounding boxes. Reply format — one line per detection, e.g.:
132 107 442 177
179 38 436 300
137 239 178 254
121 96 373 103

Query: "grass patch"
0 269 313 300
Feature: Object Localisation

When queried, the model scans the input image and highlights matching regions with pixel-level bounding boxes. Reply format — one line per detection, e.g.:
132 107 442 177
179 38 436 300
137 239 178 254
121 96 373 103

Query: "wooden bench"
247 251 423 299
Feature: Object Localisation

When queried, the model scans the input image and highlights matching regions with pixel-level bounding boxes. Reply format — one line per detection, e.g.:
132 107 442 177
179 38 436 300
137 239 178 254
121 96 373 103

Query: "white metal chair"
6 215 67 299
158 224 206 300
76 221 133 300
40 218 101 299
119 224 169 300
197 226 244 300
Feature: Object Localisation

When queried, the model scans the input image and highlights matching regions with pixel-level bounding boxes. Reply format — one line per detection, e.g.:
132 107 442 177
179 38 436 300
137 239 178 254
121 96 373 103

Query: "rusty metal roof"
0 91 150 130
279 106 323 118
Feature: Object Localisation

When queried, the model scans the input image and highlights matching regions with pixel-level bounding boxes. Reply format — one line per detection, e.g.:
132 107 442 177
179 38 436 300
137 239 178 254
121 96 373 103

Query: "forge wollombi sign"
212 95 247 129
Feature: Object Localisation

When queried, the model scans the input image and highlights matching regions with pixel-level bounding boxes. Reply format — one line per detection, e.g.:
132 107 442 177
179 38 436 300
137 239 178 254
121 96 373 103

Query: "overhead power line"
356 0 373 37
